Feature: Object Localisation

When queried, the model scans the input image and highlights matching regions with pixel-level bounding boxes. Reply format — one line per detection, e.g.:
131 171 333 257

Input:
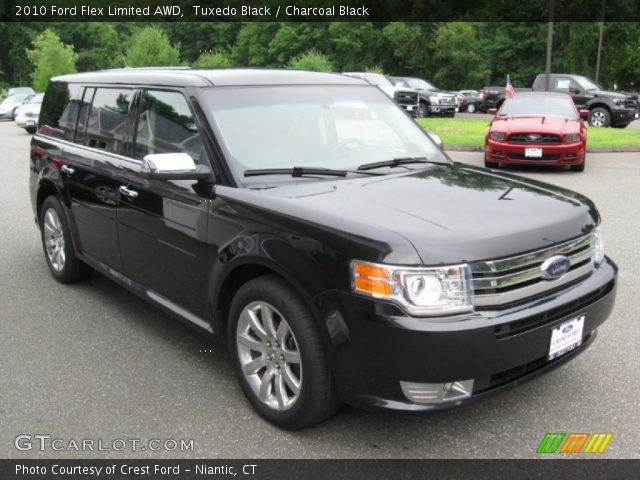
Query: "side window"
553 77 571 92
75 87 95 145
37 82 82 140
84 88 133 154
134 90 206 164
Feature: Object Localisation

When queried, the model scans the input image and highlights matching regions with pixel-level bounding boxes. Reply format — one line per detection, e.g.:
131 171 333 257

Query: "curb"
445 145 640 153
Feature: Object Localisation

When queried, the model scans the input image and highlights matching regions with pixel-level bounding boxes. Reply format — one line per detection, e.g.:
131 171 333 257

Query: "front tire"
570 159 586 172
417 102 429 118
588 107 611 128
40 196 92 283
228 275 341 429
484 157 499 168
25 126 37 134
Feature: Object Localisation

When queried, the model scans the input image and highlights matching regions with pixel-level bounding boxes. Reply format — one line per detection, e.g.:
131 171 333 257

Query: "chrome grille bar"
472 233 595 307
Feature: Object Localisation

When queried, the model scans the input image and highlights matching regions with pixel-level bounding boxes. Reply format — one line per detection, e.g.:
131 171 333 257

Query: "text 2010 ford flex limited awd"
30 69 617 429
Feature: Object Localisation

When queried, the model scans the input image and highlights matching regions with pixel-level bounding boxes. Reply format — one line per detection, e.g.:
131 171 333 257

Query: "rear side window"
134 90 206 164
83 88 133 154
38 81 83 140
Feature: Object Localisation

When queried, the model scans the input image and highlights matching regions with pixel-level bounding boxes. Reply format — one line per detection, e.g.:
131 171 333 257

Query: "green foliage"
232 23 280 66
126 26 181 67
432 23 491 89
287 50 334 72
327 23 384 71
193 50 234 68
26 29 77 91
268 24 330 65
381 22 434 75
54 23 124 71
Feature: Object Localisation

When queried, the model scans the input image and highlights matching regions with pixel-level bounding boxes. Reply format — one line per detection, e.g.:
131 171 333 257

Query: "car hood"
220 164 598 265
378 85 417 97
15 104 41 115
590 90 633 100
491 115 582 134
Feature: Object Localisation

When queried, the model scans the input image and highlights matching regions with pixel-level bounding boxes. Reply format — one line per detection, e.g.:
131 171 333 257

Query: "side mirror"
579 109 590 119
569 87 581 95
140 152 212 180
488 108 498 115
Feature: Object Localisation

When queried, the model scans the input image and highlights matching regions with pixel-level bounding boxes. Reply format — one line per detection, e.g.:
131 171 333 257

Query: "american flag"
505 75 515 98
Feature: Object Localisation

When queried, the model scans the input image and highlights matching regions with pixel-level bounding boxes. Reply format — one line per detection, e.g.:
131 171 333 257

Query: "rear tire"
228 275 341 429
40 196 92 283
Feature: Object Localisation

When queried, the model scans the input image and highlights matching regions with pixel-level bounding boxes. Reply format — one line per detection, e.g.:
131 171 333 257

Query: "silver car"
15 93 44 133
0 94 33 120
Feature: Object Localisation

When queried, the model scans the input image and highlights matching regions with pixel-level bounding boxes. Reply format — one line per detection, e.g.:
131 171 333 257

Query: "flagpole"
544 0 555 92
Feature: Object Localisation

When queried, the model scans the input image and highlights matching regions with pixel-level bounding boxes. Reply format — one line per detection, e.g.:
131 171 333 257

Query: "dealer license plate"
548 315 584 360
525 147 543 158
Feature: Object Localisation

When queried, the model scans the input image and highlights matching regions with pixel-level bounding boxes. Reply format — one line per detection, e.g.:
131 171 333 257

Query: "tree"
193 50 234 68
268 23 330 65
26 29 77 91
126 26 181 67
327 23 384 71
381 23 434 75
287 50 334 72
232 23 280 67
54 23 124 71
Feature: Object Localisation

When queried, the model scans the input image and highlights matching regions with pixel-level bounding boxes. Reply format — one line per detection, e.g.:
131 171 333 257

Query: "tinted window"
84 88 133 154
75 88 95 145
38 82 83 140
499 96 577 117
135 90 205 163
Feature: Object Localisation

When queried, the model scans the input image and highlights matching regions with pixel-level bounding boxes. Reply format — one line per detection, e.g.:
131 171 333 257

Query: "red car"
485 92 589 171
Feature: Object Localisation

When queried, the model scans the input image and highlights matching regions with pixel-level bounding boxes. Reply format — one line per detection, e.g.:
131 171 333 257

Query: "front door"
115 89 212 320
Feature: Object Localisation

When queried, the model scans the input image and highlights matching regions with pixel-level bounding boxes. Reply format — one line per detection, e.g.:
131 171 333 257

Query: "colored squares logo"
537 433 613 454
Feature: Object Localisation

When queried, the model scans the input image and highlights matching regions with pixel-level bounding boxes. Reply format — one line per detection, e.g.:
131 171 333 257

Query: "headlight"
565 133 581 142
613 98 624 106
593 226 604 266
351 260 473 316
489 132 505 141
429 96 440 105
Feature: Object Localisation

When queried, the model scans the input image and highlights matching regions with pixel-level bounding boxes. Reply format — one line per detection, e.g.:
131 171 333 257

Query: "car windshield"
499 96 577 117
26 93 44 104
574 76 601 91
406 78 437 91
203 85 447 184
361 73 392 87
1 94 29 105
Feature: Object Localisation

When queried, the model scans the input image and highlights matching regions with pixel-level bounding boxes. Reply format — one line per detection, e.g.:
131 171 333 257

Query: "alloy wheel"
590 111 607 127
43 208 66 272
236 301 303 411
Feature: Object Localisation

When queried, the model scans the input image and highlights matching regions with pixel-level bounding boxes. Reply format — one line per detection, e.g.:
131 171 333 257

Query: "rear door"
61 86 136 270
115 89 212 320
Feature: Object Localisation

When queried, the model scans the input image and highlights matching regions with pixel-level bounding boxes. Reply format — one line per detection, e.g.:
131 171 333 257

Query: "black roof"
53 68 368 88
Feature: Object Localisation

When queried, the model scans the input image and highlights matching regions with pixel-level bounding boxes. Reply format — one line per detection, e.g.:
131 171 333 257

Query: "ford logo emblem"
540 255 571 280
562 324 574 333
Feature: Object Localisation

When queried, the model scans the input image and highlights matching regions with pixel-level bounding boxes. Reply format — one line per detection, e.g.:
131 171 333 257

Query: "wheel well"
36 184 57 225
588 103 611 114
215 264 278 335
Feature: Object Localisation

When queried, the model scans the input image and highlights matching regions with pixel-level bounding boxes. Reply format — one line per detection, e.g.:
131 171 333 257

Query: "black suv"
30 69 617 429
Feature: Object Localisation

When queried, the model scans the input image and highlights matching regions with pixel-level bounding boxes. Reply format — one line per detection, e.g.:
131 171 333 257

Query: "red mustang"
485 92 589 171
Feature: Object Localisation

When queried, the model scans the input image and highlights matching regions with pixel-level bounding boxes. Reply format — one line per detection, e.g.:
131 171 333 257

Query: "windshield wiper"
357 157 448 171
244 167 383 178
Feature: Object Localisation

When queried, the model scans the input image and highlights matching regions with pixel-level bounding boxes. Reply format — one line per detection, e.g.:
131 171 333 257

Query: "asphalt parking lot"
1 120 638 459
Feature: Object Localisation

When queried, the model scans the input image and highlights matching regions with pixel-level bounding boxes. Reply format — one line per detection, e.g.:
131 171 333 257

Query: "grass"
416 117 640 149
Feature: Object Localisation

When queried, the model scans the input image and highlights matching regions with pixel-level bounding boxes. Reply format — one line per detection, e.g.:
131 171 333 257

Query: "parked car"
485 92 588 171
15 92 44 133
482 74 638 128
456 90 484 113
31 69 616 429
2 86 35 99
0 93 33 120
342 72 419 115
389 77 457 118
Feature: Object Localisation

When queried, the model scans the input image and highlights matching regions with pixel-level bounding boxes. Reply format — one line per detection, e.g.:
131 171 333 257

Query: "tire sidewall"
588 107 611 127
40 196 75 281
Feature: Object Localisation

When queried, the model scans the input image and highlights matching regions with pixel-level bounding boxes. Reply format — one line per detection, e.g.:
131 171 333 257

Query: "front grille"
624 99 638 109
471 233 595 308
507 153 561 160
508 133 561 143
439 97 456 105
395 91 418 106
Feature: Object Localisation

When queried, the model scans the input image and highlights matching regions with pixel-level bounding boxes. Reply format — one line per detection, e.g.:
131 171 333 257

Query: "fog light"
400 379 474 404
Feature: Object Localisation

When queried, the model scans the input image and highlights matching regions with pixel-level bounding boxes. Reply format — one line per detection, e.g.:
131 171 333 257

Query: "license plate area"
525 147 543 158
548 315 585 360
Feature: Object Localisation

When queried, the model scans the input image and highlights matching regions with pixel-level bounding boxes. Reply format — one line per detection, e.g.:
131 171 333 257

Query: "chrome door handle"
119 186 139 199
60 165 75 175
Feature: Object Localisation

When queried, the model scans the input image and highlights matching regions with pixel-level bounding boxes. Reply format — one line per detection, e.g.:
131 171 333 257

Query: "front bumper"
611 107 637 126
15 115 37 128
428 104 456 115
485 139 585 165
321 258 617 411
